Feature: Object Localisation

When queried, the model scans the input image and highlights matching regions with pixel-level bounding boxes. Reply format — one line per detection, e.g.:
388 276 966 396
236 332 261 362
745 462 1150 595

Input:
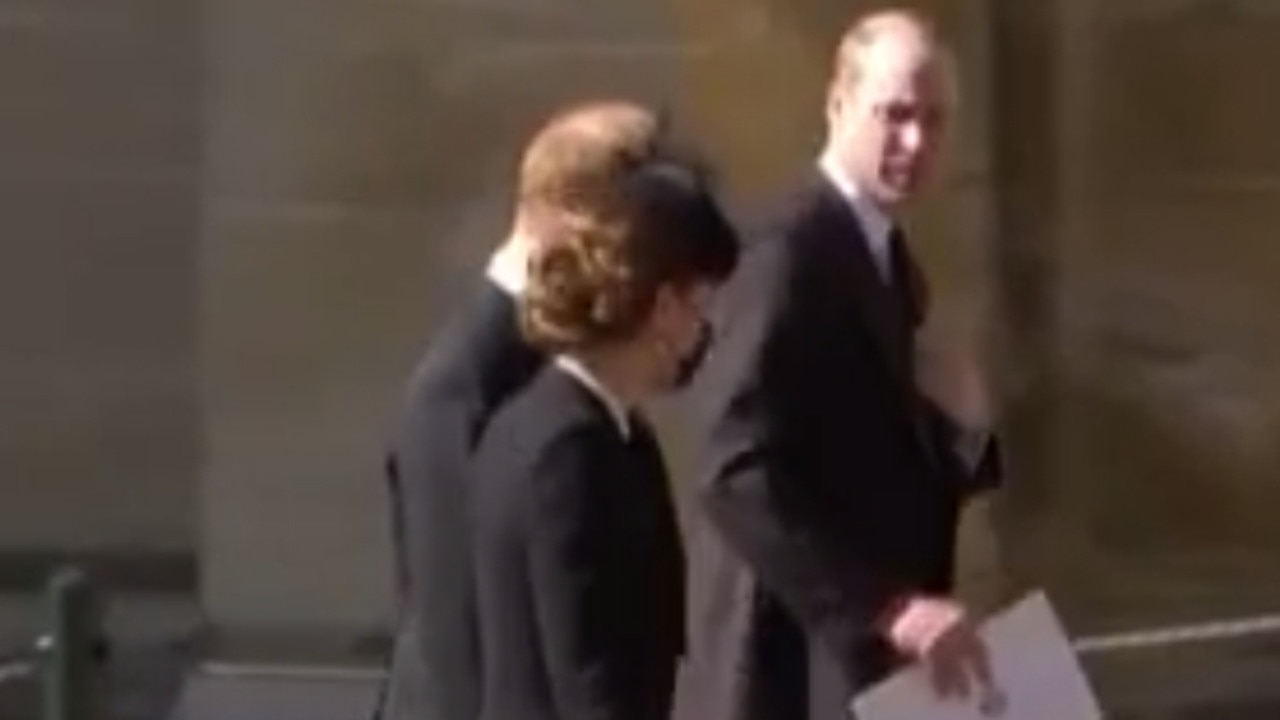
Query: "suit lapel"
803 174 913 389
802 175 944 471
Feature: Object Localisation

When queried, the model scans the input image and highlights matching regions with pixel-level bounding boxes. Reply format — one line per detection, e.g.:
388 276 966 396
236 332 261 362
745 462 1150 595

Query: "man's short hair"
831 8 942 91
516 101 670 221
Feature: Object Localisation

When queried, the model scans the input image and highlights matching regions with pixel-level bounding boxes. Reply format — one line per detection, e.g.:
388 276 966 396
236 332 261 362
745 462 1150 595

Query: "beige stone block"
0 173 196 553
1091 9 1280 183
1032 0 1280 626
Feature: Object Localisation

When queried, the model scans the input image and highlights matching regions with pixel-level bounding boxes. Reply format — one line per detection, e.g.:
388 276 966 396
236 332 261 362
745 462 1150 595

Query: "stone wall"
195 0 1002 633
1021 0 1280 630
0 0 1002 627
0 0 199 569
199 0 704 632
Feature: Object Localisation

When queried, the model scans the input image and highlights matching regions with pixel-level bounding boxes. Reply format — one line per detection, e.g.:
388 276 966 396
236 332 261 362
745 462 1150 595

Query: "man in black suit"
675 9 1002 720
377 100 673 720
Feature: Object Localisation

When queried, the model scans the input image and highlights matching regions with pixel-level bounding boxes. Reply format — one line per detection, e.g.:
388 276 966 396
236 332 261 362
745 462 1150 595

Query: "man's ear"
825 85 842 125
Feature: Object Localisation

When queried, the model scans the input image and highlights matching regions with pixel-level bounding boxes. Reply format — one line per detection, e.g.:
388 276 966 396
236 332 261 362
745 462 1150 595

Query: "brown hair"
515 100 669 233
520 159 738 353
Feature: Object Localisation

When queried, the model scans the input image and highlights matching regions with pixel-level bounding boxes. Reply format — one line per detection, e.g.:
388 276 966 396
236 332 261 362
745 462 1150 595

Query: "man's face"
828 38 953 207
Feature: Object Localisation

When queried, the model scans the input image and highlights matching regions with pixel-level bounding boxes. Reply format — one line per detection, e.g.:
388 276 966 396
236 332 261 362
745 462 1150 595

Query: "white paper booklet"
850 591 1103 720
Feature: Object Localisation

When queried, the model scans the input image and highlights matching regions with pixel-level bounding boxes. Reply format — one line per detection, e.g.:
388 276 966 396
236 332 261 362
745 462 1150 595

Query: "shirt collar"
485 241 526 296
554 355 631 438
817 154 894 277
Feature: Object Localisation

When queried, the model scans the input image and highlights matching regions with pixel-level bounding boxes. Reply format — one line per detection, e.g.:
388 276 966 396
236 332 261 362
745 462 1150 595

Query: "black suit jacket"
675 173 1000 720
379 279 544 720
472 366 686 720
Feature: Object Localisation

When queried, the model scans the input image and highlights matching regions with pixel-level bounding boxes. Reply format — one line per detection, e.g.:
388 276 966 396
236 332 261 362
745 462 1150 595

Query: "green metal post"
42 566 99 720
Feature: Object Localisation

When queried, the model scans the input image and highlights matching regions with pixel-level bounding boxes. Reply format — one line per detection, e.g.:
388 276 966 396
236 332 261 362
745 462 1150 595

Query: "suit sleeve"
696 241 907 664
922 399 1003 498
388 391 484 719
527 429 637 720
392 391 477 593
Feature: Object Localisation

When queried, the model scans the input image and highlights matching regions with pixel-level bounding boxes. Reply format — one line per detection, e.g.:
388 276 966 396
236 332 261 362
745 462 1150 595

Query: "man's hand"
884 596 992 701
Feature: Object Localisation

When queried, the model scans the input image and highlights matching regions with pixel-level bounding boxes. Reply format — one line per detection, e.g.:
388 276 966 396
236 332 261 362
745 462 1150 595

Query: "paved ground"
0 591 386 720
2 591 1280 719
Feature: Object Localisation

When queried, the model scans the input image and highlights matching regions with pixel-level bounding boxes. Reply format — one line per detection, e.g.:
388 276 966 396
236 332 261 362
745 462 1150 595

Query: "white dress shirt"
554 355 632 439
817 154 895 282
485 241 527 296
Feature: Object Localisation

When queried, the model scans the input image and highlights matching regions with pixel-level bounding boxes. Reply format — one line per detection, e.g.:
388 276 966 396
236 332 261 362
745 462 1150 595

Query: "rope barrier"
1075 611 1280 655
0 635 45 685
0 657 36 684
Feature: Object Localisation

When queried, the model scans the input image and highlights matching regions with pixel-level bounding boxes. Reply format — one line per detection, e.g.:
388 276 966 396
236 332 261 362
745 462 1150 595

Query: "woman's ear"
641 284 683 342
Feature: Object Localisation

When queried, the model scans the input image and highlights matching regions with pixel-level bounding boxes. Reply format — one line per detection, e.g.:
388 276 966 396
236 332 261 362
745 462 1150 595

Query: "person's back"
381 278 541 720
377 100 674 720
472 366 684 720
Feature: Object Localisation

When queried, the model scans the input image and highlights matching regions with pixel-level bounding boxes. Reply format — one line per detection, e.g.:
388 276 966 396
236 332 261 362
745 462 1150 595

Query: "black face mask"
672 321 712 389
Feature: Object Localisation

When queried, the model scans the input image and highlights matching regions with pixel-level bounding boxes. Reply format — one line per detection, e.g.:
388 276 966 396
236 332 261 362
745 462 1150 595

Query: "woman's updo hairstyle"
520 156 739 353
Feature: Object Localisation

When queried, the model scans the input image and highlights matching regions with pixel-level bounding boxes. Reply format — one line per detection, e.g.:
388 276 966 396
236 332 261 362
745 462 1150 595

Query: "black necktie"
887 230 939 463
885 226 905 287
886 227 920 330
624 410 655 452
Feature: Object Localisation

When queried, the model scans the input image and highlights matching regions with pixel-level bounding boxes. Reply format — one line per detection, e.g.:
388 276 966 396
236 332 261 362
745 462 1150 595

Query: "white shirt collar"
553 355 631 438
485 242 526 296
817 154 894 280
